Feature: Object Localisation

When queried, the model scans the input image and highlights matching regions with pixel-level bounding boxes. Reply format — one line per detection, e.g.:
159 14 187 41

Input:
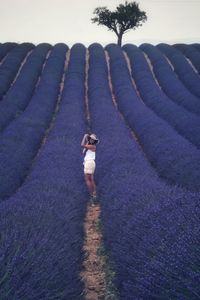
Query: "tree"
91 1 147 47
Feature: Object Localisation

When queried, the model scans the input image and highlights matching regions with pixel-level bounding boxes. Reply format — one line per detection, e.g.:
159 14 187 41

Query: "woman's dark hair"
88 137 98 145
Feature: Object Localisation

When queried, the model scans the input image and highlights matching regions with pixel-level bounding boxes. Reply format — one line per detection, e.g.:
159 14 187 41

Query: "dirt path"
80 202 106 300
80 48 118 300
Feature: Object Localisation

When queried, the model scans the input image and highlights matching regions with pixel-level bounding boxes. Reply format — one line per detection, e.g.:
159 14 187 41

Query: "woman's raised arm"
81 134 89 147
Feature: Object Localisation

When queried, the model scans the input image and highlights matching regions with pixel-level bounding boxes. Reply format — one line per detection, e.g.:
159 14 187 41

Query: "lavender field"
0 42 200 299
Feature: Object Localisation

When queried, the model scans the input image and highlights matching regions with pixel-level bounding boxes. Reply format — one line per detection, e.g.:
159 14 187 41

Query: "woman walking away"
81 133 99 199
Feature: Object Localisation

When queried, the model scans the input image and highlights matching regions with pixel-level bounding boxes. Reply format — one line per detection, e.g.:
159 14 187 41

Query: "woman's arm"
81 134 96 151
81 134 89 147
83 144 96 151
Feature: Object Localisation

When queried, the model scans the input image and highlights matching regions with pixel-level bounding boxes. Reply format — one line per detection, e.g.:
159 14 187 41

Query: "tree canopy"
91 1 147 46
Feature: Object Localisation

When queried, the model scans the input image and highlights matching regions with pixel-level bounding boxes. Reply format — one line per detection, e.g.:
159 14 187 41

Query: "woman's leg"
84 174 96 196
84 174 94 196
91 174 96 196
84 160 96 196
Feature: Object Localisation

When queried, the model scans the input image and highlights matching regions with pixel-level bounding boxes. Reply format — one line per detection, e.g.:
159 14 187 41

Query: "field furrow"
0 41 199 300
106 43 200 191
123 44 200 148
157 43 200 98
140 43 200 115
87 43 200 299
0 43 34 99
0 43 88 300
0 44 67 200
0 43 51 131
174 44 200 74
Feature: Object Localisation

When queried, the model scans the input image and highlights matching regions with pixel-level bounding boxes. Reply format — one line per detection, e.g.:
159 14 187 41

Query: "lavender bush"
0 43 67 200
123 43 200 148
0 43 88 299
157 43 200 98
173 43 200 74
192 43 200 52
0 43 51 131
0 41 199 299
0 42 17 62
88 42 200 299
0 43 34 99
106 43 200 191
140 43 200 115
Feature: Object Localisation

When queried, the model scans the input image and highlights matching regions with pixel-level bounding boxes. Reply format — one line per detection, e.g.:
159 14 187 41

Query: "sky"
0 0 199 46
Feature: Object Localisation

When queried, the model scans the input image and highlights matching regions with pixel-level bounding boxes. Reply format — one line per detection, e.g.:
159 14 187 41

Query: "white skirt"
83 159 96 174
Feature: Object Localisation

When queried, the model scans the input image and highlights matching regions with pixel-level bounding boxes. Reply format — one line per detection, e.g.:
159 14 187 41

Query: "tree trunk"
117 33 123 47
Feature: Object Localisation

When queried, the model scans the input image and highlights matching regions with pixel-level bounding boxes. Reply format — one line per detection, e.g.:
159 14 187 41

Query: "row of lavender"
0 43 34 100
0 43 51 131
140 43 200 115
88 43 200 299
157 43 200 98
106 44 200 192
174 43 200 74
0 44 66 200
123 44 200 148
0 44 88 299
0 41 199 299
0 42 17 61
192 43 200 52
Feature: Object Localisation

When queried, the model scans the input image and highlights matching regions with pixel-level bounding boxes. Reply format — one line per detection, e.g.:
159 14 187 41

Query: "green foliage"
91 1 147 46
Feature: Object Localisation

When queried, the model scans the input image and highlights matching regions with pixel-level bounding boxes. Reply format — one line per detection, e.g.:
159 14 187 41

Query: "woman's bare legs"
84 174 96 196
91 174 97 196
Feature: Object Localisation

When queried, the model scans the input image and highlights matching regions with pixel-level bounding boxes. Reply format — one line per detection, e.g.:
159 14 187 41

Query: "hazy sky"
0 0 199 46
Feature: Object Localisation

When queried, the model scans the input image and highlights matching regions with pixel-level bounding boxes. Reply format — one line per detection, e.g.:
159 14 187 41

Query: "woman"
81 133 99 198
